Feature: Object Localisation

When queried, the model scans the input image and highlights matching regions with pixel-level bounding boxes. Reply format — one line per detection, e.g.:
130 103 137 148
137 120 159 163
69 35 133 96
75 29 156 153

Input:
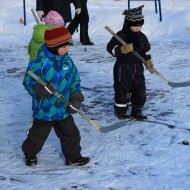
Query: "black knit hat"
123 5 144 28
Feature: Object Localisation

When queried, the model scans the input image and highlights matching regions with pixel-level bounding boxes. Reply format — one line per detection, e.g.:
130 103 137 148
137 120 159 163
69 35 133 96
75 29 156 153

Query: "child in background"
23 26 90 167
186 27 190 32
107 5 154 120
28 10 65 62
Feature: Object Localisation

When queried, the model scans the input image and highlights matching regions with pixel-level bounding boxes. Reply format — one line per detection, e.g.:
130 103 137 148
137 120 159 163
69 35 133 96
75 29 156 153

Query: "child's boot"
114 104 129 119
24 153 37 166
65 156 90 166
131 106 147 120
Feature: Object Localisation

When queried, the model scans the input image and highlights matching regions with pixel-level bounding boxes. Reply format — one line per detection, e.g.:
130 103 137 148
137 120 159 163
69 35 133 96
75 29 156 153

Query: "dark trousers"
22 115 81 161
114 63 146 109
67 0 91 43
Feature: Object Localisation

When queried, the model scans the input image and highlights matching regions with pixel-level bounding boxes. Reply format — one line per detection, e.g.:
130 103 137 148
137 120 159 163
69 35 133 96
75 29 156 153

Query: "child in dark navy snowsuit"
107 5 154 119
22 26 90 167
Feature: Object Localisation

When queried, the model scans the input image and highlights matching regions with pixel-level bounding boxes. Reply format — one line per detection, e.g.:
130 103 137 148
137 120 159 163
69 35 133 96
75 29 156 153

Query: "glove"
121 43 134 54
68 92 84 114
146 59 155 74
33 83 56 97
75 8 81 15
36 10 44 19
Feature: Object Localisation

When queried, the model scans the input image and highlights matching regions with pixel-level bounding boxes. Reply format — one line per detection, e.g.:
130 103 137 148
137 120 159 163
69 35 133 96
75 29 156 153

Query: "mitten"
68 92 84 114
75 8 81 15
36 10 44 19
33 83 56 97
121 43 134 54
146 59 155 74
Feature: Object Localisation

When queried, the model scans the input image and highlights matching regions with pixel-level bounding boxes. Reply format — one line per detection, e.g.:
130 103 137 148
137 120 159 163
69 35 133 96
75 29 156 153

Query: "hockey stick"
105 26 190 88
27 70 102 132
31 8 40 24
27 70 175 133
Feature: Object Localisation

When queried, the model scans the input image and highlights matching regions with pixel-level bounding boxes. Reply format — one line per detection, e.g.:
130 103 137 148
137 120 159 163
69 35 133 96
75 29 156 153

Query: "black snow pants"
22 115 81 161
114 61 146 111
67 0 91 44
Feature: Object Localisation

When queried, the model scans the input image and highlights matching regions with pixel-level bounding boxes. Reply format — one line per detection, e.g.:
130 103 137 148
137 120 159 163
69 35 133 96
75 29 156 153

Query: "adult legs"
67 14 80 35
67 0 93 45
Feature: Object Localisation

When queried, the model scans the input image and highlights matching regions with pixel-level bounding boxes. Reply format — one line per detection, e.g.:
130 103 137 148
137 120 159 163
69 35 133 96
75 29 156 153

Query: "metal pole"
158 0 162 21
128 0 130 9
23 0 26 25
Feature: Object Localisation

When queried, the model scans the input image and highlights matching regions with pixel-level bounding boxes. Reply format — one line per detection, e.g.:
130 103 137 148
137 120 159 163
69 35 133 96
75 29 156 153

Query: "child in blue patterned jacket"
22 25 90 167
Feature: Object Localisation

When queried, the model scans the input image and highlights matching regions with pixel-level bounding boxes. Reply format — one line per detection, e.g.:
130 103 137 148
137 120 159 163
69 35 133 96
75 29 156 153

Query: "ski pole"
105 26 190 88
27 70 101 131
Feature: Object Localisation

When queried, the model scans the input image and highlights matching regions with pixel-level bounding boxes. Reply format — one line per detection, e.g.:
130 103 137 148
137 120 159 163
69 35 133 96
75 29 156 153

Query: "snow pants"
22 115 81 161
113 62 146 111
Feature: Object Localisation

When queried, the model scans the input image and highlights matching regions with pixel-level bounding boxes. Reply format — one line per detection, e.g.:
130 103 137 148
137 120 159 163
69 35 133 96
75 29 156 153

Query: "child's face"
130 25 142 32
58 45 69 56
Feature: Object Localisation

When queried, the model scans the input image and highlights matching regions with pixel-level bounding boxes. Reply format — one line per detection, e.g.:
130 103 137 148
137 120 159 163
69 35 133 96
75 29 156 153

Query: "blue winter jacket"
23 44 82 121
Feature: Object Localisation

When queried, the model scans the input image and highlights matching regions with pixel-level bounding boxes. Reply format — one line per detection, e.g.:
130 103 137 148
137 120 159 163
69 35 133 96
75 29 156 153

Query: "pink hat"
42 11 65 26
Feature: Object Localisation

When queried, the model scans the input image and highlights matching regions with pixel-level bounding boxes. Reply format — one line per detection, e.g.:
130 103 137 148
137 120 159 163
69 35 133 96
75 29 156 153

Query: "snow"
0 0 190 189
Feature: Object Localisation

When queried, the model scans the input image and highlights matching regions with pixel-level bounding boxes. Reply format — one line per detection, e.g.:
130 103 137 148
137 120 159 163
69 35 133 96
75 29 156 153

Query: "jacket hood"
32 24 48 43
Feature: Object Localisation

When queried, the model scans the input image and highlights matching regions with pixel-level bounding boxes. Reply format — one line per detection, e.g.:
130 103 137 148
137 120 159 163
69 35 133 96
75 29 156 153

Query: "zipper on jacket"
39 98 43 109
134 64 137 74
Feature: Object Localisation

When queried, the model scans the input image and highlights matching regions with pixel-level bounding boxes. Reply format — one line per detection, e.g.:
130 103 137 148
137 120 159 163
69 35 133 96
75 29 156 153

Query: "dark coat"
36 0 81 23
107 26 151 69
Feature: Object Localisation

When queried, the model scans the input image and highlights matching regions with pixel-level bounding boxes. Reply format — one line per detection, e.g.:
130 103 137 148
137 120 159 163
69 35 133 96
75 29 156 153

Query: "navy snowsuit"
107 26 151 111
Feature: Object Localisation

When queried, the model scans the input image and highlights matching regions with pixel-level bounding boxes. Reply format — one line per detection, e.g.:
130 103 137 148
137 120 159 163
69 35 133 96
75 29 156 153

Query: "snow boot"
24 153 37 166
82 41 94 45
131 106 147 120
65 156 90 166
115 111 130 119
114 104 129 120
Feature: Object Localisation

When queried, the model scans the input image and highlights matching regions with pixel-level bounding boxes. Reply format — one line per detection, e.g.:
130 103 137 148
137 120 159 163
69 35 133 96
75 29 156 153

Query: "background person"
67 0 94 45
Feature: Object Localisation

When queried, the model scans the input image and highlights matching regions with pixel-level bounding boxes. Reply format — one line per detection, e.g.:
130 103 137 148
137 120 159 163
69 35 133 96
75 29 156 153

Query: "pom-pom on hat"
42 11 65 26
44 25 72 54
123 5 144 28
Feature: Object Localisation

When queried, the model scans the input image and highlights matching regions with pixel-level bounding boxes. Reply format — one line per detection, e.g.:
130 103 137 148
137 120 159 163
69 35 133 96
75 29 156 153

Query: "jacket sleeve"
23 63 41 97
28 39 32 55
107 32 129 58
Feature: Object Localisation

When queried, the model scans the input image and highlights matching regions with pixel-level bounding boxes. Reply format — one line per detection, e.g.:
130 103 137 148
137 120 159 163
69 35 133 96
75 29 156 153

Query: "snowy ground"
0 0 190 189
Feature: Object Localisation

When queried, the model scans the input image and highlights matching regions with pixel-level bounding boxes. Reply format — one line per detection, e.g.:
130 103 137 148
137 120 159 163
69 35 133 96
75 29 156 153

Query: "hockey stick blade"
168 81 190 88
99 119 133 133
99 118 175 133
